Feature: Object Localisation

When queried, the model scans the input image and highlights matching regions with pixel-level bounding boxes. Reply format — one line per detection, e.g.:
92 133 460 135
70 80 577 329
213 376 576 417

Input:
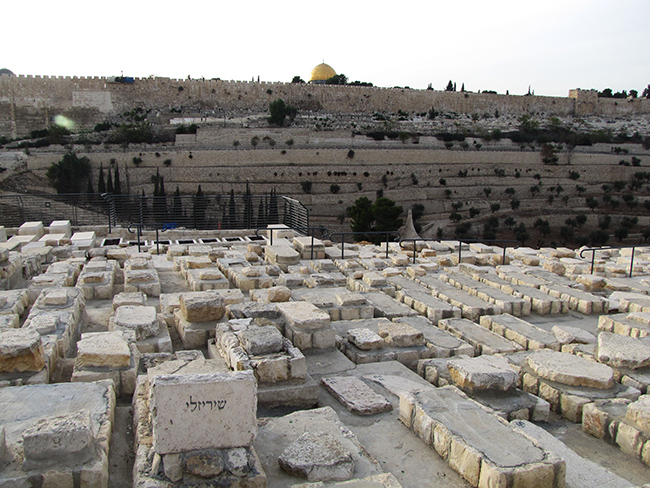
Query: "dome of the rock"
309 63 336 83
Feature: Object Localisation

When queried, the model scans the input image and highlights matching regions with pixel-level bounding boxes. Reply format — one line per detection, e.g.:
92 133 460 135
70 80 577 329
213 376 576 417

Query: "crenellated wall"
2 74 649 138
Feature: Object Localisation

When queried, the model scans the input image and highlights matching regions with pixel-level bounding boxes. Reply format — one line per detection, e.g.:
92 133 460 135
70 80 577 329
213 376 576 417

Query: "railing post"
412 240 417 264
590 250 595 275
502 246 507 266
156 227 160 255
341 234 345 259
630 247 635 278
311 233 314 261
137 225 142 253
385 233 389 259
458 241 462 264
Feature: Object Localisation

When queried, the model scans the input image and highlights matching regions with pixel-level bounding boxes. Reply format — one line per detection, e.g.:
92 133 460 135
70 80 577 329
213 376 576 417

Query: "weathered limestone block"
19 221 44 238
49 220 72 237
265 244 301 268
480 314 561 351
150 371 257 454
597 332 650 369
250 285 292 303
70 231 96 249
599 312 650 339
277 301 330 330
377 322 424 347
278 431 354 482
180 291 226 322
552 324 597 345
626 394 650 431
75 331 131 369
439 318 524 356
112 291 146 311
237 325 284 356
321 376 392 415
0 314 19 328
22 410 94 468
0 328 46 372
347 328 384 350
109 305 159 340
447 355 518 392
527 350 614 389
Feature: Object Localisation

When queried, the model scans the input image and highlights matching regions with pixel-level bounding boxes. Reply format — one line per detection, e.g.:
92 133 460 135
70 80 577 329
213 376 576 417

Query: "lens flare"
53 114 75 130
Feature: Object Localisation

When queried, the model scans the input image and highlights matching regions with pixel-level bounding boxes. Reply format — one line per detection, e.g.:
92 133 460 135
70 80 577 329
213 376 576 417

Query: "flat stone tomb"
231 265 274 292
399 386 565 487
393 316 474 358
23 287 85 369
293 236 326 260
332 318 439 369
276 301 335 350
76 259 118 300
440 271 530 317
599 312 650 338
388 275 462 324
0 328 47 385
124 257 161 296
70 231 96 249
134 369 267 486
291 288 374 322
212 322 318 408
582 395 650 468
475 272 566 315
438 318 523 356
173 291 227 349
480 313 562 351
0 381 115 487
0 289 29 318
265 244 301 270
71 331 140 396
186 265 229 291
539 282 609 315
321 376 392 415
415 275 501 322
359 291 418 320
418 355 550 422
109 305 172 354
521 349 640 422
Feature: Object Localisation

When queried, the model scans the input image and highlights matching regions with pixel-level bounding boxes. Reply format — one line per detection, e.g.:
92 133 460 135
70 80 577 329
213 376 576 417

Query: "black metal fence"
0 193 309 231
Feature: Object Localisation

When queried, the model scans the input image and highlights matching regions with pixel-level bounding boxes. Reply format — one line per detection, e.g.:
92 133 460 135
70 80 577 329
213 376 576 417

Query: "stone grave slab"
597 332 650 369
0 381 114 487
438 318 524 355
393 316 474 358
399 386 565 487
480 313 561 351
599 312 650 338
279 431 354 482
321 376 392 415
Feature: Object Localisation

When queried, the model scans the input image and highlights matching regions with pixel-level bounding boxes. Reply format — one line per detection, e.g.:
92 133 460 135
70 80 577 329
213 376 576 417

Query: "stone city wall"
2 74 649 138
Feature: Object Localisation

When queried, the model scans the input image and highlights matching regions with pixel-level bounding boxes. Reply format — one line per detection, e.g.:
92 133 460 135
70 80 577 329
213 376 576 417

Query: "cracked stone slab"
278 431 354 482
447 355 518 392
321 376 392 415
526 350 615 389
597 332 650 370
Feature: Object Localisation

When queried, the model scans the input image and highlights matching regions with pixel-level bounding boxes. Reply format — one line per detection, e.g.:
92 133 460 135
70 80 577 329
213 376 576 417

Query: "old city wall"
21 145 650 233
2 75 650 138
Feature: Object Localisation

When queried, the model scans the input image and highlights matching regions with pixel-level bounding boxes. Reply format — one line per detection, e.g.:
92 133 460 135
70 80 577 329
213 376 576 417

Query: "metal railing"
328 231 401 259
579 245 649 277
399 238 520 264
0 192 308 231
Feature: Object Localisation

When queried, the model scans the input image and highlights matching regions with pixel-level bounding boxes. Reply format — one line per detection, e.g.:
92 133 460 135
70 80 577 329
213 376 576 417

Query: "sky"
3 0 649 97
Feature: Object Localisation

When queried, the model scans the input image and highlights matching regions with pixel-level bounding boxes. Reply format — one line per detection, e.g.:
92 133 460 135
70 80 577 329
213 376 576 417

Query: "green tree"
291 76 305 84
268 98 297 127
46 152 91 194
514 223 529 244
347 197 374 240
113 165 122 195
193 185 207 229
325 74 347 85
346 196 403 243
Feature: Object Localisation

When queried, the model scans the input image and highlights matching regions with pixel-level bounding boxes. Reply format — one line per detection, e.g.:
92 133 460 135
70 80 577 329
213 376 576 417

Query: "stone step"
438 318 524 356
496 266 548 288
440 271 530 316
415 276 501 322
393 316 474 358
479 314 561 351
399 386 565 488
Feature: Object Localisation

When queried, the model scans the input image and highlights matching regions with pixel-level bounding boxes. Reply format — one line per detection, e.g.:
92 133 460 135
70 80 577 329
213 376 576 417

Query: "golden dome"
310 63 336 82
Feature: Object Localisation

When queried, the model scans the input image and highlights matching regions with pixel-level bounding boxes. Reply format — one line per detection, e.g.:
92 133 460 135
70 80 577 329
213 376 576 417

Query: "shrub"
132 156 143 166
46 152 91 194
163 159 172 167
330 184 340 194
439 178 447 186
569 171 580 180
301 181 312 193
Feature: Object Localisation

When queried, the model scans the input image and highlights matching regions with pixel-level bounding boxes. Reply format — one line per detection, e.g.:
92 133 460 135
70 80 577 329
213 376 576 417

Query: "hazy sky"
3 0 649 97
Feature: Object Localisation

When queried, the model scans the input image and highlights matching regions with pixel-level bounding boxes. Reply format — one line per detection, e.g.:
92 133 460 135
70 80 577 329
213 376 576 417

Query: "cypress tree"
114 165 122 195
98 163 106 194
228 189 237 229
106 167 114 194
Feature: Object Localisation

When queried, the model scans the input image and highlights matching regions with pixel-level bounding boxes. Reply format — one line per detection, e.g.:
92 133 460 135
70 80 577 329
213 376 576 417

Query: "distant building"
309 63 336 84
0 68 15 77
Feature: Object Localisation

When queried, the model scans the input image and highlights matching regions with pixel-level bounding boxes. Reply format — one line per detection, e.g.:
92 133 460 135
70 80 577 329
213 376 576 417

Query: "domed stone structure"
309 63 336 84
0 68 15 77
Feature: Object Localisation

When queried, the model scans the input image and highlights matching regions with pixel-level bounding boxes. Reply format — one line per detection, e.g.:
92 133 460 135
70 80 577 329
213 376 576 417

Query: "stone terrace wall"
2 74 649 138
20 145 650 234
